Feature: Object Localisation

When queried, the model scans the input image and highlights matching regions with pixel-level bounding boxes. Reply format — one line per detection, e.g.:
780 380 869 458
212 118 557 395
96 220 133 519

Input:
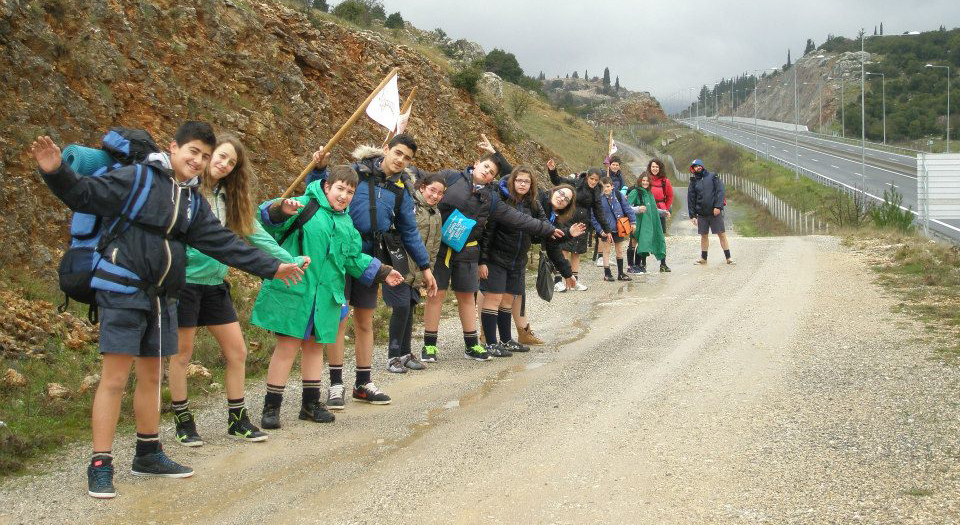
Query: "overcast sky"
383 0 960 112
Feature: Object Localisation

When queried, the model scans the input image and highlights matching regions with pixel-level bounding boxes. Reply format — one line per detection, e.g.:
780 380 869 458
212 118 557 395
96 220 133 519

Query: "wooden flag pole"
381 86 419 148
280 67 400 199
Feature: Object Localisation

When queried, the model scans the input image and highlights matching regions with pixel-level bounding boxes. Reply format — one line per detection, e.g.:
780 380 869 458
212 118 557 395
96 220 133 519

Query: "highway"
681 118 960 241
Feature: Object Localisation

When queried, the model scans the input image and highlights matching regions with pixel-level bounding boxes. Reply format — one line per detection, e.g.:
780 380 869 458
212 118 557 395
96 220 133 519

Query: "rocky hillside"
0 0 589 269
542 76 667 125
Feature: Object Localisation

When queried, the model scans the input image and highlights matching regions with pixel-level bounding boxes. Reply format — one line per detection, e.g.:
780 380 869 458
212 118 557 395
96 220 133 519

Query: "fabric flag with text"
365 73 400 132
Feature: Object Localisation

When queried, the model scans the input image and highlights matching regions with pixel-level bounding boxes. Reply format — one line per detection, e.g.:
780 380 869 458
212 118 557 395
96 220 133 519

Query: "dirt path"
3 229 960 523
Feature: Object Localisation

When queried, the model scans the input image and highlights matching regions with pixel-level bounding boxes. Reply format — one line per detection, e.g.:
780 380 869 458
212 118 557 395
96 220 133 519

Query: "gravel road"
2 216 959 523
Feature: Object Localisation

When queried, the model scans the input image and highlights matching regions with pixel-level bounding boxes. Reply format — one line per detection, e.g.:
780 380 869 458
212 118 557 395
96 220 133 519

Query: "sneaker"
485 342 513 358
617 273 632 281
603 273 615 282
352 382 391 405
595 257 605 267
401 353 426 370
173 411 203 447
421 345 438 363
327 383 346 411
695 259 708 265
87 458 115 499
228 409 268 442
501 339 530 353
660 262 672 273
299 400 336 422
726 258 735 265
574 281 588 291
261 404 281 429
627 265 640 274
131 448 194 478
554 280 567 292
464 344 491 361
387 356 408 374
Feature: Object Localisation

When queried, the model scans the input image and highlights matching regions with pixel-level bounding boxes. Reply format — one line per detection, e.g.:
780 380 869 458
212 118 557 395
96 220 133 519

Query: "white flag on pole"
366 74 400 131
609 139 618 156
395 104 412 134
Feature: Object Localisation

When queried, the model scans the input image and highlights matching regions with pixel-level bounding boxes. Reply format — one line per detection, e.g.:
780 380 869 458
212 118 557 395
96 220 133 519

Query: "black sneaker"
327 383 346 411
485 342 513 358
352 382 391 405
464 344 491 361
299 400 336 423
173 410 203 447
228 409 268 441
261 404 281 430
501 339 530 353
660 262 671 273
131 448 193 478
87 458 115 499
617 273 632 281
421 345 439 363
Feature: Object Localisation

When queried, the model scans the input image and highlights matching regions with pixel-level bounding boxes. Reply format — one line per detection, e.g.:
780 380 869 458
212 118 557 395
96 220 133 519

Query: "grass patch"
512 84 607 171
728 189 792 237
903 487 934 497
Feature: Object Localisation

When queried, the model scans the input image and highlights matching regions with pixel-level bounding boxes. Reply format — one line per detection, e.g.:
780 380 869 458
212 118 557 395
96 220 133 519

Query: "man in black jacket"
420 153 565 362
687 159 733 264
31 123 304 499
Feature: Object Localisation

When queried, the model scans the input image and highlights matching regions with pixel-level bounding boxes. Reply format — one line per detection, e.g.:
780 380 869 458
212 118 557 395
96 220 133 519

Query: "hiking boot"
327 383 346 411
299 400 336 423
421 345 439 363
485 342 513 358
464 344 491 361
260 403 281 430
501 339 530 353
87 458 115 499
228 409 268 442
517 324 544 346
173 410 203 447
617 273 632 281
386 356 408 374
352 382 391 405
660 262 671 273
131 448 193 478
401 353 426 370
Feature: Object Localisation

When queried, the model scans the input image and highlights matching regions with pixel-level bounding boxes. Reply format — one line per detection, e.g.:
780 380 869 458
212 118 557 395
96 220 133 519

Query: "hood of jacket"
145 151 200 188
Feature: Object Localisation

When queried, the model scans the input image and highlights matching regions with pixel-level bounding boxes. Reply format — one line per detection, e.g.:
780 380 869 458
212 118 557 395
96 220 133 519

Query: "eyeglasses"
514 179 532 185
555 192 572 204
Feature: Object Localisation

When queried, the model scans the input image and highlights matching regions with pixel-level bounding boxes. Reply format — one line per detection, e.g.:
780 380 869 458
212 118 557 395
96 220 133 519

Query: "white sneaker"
554 280 566 292
574 281 588 291
595 257 605 267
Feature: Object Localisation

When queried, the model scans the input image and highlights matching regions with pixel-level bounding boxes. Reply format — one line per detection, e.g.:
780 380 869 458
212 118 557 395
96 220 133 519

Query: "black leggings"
387 304 415 359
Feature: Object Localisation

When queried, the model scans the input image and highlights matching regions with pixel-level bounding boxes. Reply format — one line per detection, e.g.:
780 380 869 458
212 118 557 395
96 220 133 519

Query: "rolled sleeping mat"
61 144 113 175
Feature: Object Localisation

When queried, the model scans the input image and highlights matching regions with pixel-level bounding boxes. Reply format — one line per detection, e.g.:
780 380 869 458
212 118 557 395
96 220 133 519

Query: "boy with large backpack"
30 122 305 499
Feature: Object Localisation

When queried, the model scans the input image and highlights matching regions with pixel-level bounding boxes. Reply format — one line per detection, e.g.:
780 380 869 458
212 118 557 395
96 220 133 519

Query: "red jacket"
650 174 674 211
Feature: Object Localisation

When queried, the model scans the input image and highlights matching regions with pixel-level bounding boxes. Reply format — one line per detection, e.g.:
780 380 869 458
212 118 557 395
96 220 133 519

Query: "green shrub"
869 186 915 232
508 90 532 119
450 65 482 95
331 0 370 26
384 11 403 29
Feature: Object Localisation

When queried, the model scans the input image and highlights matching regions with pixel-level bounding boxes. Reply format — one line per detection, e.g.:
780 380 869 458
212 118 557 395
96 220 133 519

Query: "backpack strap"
277 199 321 252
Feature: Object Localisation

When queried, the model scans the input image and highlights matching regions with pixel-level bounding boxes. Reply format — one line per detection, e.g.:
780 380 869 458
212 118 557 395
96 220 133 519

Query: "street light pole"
794 60 800 180
860 29 866 189
926 64 951 153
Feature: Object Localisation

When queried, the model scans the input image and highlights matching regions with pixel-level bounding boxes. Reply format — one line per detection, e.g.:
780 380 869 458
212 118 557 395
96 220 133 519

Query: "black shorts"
479 263 525 295
696 213 726 235
382 282 421 307
176 282 238 328
434 259 479 293
99 303 178 357
561 232 589 254
345 275 379 310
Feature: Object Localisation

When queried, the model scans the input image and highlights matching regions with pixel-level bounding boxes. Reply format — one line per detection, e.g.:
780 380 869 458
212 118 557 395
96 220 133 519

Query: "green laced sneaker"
421 345 439 363
464 344 491 361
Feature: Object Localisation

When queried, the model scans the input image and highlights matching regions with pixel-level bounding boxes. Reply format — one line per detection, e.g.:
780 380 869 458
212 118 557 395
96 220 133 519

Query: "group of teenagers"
29 120 679 500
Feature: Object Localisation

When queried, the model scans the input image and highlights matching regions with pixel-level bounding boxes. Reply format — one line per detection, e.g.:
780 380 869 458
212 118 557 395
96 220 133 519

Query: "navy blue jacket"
687 170 725 218
307 155 430 270
606 169 626 193
592 189 636 234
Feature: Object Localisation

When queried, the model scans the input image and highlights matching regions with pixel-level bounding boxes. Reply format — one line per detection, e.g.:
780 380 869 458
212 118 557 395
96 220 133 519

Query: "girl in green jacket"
169 134 309 446
252 163 402 429
626 174 667 273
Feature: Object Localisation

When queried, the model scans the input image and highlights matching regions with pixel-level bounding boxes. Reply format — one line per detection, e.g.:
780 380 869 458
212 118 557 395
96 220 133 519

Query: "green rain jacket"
627 185 667 262
185 184 305 286
251 181 384 343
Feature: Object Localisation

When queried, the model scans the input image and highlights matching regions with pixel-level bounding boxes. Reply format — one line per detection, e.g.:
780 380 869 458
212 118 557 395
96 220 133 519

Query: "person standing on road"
627 173 667 273
592 176 635 281
547 160 612 290
687 159 733 265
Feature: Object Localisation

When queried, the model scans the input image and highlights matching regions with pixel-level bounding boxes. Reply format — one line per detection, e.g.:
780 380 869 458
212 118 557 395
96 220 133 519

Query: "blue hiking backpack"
57 128 161 323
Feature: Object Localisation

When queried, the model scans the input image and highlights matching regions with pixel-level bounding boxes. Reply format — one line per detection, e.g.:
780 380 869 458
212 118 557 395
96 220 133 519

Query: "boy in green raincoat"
251 162 403 429
627 173 667 273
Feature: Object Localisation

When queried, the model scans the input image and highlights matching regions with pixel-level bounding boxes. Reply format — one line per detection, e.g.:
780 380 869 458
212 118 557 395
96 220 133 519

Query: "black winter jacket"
547 168 611 234
438 168 556 265
687 170 725 218
534 192 575 279
42 158 281 310
479 178 546 271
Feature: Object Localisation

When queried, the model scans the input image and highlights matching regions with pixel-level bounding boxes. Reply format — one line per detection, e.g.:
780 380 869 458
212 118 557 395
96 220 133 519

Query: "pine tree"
602 67 611 87
584 69 588 80
873 26 877 36
572 71 578 79
787 49 791 68
880 22 883 35
804 39 816 55
615 76 620 91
